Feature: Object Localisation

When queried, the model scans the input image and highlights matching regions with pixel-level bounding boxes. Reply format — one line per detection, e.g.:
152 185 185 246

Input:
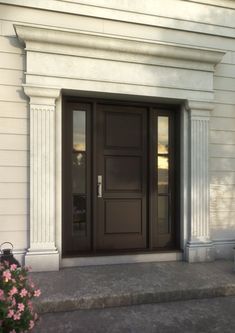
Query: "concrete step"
31 260 235 314
34 296 235 333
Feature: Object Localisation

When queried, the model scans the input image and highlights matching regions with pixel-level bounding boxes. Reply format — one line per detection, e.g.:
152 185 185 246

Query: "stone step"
31 260 235 313
34 296 235 333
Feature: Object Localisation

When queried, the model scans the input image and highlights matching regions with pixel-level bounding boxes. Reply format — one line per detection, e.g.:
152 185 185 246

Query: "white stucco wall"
0 0 235 263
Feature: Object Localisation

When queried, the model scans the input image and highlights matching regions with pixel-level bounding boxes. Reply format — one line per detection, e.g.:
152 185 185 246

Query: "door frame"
62 96 180 257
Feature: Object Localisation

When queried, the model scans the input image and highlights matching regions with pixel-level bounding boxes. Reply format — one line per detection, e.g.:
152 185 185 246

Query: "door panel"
105 156 142 191
96 104 147 250
104 199 142 234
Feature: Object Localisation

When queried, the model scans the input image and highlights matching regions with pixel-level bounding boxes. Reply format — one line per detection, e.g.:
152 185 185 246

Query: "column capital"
184 100 214 119
184 100 214 112
23 84 61 106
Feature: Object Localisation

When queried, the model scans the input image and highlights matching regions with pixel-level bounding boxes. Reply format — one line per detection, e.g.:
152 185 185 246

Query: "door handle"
97 175 102 198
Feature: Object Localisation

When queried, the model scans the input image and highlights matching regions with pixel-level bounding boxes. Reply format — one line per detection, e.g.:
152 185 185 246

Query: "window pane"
73 195 86 236
158 196 169 234
158 156 168 194
73 152 86 194
73 111 86 151
158 116 169 154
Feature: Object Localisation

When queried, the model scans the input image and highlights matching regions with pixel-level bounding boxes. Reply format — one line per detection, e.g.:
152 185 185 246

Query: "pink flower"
28 300 33 307
3 269 11 282
8 286 18 297
30 282 35 288
18 303 25 312
7 309 14 318
9 330 16 333
10 264 17 271
0 289 4 300
34 289 41 297
12 297 16 306
29 320 35 330
20 288 28 297
13 311 21 320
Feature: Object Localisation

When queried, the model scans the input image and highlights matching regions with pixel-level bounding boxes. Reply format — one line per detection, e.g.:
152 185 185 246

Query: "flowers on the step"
0 261 40 333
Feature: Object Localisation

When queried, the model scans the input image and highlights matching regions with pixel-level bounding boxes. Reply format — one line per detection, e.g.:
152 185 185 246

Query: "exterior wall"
0 29 28 263
0 0 234 265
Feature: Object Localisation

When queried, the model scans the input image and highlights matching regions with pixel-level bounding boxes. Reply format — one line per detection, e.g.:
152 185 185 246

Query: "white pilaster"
185 101 214 262
24 85 61 271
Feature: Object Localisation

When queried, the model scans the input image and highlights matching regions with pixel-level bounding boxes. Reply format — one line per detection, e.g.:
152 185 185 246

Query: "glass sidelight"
62 102 92 254
151 109 178 249
72 111 87 236
157 116 170 234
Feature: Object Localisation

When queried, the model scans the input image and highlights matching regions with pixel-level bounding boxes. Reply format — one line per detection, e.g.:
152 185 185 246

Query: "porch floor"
31 260 235 314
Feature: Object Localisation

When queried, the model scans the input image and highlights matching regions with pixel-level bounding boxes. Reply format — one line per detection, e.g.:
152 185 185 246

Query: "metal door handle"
97 175 102 198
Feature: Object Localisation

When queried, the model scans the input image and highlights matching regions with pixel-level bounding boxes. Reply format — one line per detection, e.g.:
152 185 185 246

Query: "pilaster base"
185 241 215 263
25 250 59 272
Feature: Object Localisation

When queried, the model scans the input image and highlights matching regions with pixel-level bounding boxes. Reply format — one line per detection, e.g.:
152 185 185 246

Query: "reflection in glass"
73 111 86 151
158 156 168 194
158 116 169 154
72 110 87 236
73 195 86 236
158 196 169 234
73 153 86 193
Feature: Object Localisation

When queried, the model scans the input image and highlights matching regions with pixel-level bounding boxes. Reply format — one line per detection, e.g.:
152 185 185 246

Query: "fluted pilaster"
185 101 214 262
24 85 60 271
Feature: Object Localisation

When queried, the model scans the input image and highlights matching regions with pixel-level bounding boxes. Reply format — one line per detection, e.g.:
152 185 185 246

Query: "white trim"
61 252 183 268
15 24 224 68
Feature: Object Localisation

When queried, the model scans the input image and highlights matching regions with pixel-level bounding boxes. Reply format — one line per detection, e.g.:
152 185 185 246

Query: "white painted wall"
0 0 235 262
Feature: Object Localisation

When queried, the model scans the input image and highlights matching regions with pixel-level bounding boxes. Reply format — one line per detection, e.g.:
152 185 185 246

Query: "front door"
62 99 179 256
96 104 147 250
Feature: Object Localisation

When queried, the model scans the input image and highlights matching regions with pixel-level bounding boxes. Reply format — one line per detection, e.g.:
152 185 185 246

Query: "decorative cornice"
14 24 225 67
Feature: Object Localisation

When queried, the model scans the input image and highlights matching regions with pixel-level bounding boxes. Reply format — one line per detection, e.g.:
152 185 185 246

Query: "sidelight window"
72 111 87 236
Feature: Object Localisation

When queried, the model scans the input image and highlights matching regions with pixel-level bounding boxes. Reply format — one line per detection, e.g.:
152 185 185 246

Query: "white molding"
14 24 225 68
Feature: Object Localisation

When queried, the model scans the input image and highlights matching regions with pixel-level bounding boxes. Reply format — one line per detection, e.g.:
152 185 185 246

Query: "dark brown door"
62 98 180 256
95 104 147 250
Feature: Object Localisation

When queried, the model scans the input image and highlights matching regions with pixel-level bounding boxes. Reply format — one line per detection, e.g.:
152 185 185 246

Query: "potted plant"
0 260 40 333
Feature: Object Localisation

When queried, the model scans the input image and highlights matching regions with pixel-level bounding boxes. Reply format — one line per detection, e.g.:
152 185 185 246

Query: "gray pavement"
34 296 235 333
31 260 235 313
